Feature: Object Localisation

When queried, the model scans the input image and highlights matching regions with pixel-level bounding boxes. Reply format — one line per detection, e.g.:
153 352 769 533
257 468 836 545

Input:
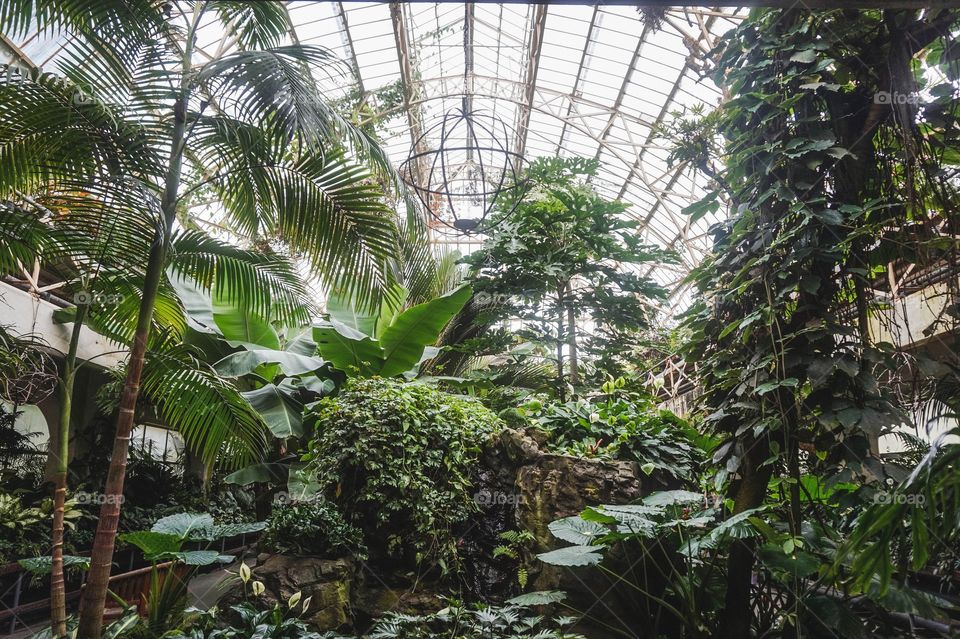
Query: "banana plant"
314 284 473 379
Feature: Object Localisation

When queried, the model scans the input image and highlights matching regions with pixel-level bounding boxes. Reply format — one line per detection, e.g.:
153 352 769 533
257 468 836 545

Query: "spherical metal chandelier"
400 103 528 234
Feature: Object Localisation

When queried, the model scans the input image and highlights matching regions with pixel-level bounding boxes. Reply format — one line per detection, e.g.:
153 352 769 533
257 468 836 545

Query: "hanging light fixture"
400 104 527 233
399 4 527 234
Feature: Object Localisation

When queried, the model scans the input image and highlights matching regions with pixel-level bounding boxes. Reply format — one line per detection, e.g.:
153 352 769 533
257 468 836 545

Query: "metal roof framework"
2 2 747 310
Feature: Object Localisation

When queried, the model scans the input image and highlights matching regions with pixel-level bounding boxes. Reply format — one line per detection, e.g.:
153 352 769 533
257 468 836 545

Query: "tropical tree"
3 179 314 635
463 157 674 396
0 2 403 637
676 8 960 637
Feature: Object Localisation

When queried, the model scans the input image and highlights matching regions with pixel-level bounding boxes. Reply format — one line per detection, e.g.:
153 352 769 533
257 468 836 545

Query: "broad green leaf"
277 375 336 399
642 490 704 507
212 306 280 350
506 591 567 606
378 285 472 377
214 349 325 377
325 289 378 336
284 329 319 355
287 462 322 500
151 513 215 540
224 462 290 486
537 545 603 567
120 531 183 558
312 319 384 376
375 284 409 337
548 516 608 545
241 384 303 438
210 521 267 540
168 269 219 334
18 555 90 575
175 550 231 566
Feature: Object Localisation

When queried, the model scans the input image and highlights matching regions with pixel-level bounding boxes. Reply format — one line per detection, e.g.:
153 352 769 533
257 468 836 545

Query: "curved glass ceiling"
2 3 744 308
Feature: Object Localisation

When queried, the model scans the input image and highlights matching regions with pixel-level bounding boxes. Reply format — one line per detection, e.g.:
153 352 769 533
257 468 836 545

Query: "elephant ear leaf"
312 319 384 376
120 531 183 558
151 513 215 541
378 285 472 377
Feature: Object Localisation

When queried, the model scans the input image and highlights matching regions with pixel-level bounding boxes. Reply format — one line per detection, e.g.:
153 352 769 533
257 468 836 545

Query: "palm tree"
0 2 402 637
3 184 314 636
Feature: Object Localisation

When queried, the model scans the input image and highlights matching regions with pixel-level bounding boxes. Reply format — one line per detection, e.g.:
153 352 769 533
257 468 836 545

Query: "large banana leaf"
212 297 281 350
312 319 385 376
241 383 303 438
312 286 471 378
325 289 379 336
378 285 472 377
214 349 324 377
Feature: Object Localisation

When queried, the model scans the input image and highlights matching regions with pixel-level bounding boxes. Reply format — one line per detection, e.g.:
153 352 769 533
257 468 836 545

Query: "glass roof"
264 3 744 307
1 3 745 309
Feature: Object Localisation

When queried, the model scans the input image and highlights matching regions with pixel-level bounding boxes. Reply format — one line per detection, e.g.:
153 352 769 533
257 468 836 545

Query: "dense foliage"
301 378 501 567
514 381 703 483
463 157 675 392
261 500 365 559
663 7 960 638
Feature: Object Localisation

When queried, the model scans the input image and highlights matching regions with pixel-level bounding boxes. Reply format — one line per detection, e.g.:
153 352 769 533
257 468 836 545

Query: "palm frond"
59 273 187 349
0 68 162 194
190 117 399 309
210 1 289 50
169 229 312 326
137 345 270 470
194 45 394 179
0 202 51 273
33 177 163 274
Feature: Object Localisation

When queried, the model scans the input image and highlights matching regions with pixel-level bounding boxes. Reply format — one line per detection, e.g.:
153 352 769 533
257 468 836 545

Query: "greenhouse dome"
0 3 958 639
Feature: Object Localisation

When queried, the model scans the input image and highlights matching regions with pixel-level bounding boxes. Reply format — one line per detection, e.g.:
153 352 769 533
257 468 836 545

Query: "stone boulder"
219 555 356 630
515 453 644 550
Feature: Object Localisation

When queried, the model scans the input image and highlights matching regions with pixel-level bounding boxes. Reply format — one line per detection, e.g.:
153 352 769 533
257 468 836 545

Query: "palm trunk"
76 45 192 637
50 304 86 638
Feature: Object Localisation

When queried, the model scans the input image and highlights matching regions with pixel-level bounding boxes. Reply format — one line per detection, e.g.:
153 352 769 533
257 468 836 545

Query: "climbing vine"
675 8 960 637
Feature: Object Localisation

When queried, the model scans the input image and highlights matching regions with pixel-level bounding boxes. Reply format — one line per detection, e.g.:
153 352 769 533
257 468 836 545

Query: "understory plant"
331 594 583 639
518 379 703 484
300 378 501 568
170 568 318 639
120 513 266 636
260 500 365 559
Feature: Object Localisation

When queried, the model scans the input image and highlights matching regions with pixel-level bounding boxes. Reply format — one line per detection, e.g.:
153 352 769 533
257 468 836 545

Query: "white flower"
589 412 600 423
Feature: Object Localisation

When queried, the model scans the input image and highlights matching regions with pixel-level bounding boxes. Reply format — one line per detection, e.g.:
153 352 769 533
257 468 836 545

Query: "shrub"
302 378 501 566
260 500 365 558
520 382 704 483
